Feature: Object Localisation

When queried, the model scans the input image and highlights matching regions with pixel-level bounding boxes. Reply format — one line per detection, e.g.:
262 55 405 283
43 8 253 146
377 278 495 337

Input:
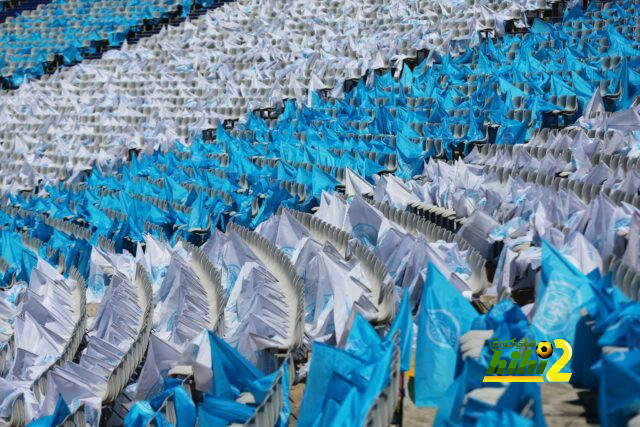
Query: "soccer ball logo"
536 341 554 359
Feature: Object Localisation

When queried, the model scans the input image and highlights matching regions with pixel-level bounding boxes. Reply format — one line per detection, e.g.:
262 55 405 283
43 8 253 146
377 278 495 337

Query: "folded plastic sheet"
87 247 136 305
256 210 377 344
591 350 640 427
134 334 183 401
0 282 26 347
0 231 37 284
373 174 424 210
387 290 413 372
458 211 501 260
153 252 210 345
344 167 374 198
316 192 474 305
85 274 140 356
557 231 603 276
136 235 175 297
0 257 85 424
623 211 640 271
0 378 28 422
9 263 75 381
201 230 290 366
38 257 141 425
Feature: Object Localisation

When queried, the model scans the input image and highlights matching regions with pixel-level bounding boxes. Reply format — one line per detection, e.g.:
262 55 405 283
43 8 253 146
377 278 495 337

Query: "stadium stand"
0 0 52 23
0 0 639 426
0 0 230 88
0 0 567 193
0 1 637 193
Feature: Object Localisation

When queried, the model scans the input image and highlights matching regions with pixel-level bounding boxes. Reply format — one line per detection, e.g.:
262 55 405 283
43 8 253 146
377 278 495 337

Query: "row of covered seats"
0 0 221 86
0 0 638 425
123 172 640 425
0 0 571 192
310 109 640 422
2 0 640 191
0 257 85 426
350 88 640 300
0 0 547 88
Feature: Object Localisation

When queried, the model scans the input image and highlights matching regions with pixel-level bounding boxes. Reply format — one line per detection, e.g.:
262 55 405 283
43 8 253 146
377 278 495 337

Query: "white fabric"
0 259 83 424
201 229 291 366
0 0 536 192
317 192 474 306
256 210 379 345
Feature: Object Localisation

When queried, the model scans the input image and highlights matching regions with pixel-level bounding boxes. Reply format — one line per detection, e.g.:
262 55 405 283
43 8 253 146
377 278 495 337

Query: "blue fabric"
208 332 276 402
465 300 531 388
434 366 546 427
0 231 37 283
433 363 470 426
28 395 70 427
597 303 640 349
298 314 394 426
386 290 413 371
277 359 291 427
415 263 478 407
494 382 546 427
533 241 601 387
292 342 361 427
124 385 196 427
197 396 254 427
591 350 640 427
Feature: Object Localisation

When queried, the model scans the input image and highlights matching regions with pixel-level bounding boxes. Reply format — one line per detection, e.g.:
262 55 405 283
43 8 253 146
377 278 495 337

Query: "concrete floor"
540 383 598 427
402 397 437 426
289 383 305 426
